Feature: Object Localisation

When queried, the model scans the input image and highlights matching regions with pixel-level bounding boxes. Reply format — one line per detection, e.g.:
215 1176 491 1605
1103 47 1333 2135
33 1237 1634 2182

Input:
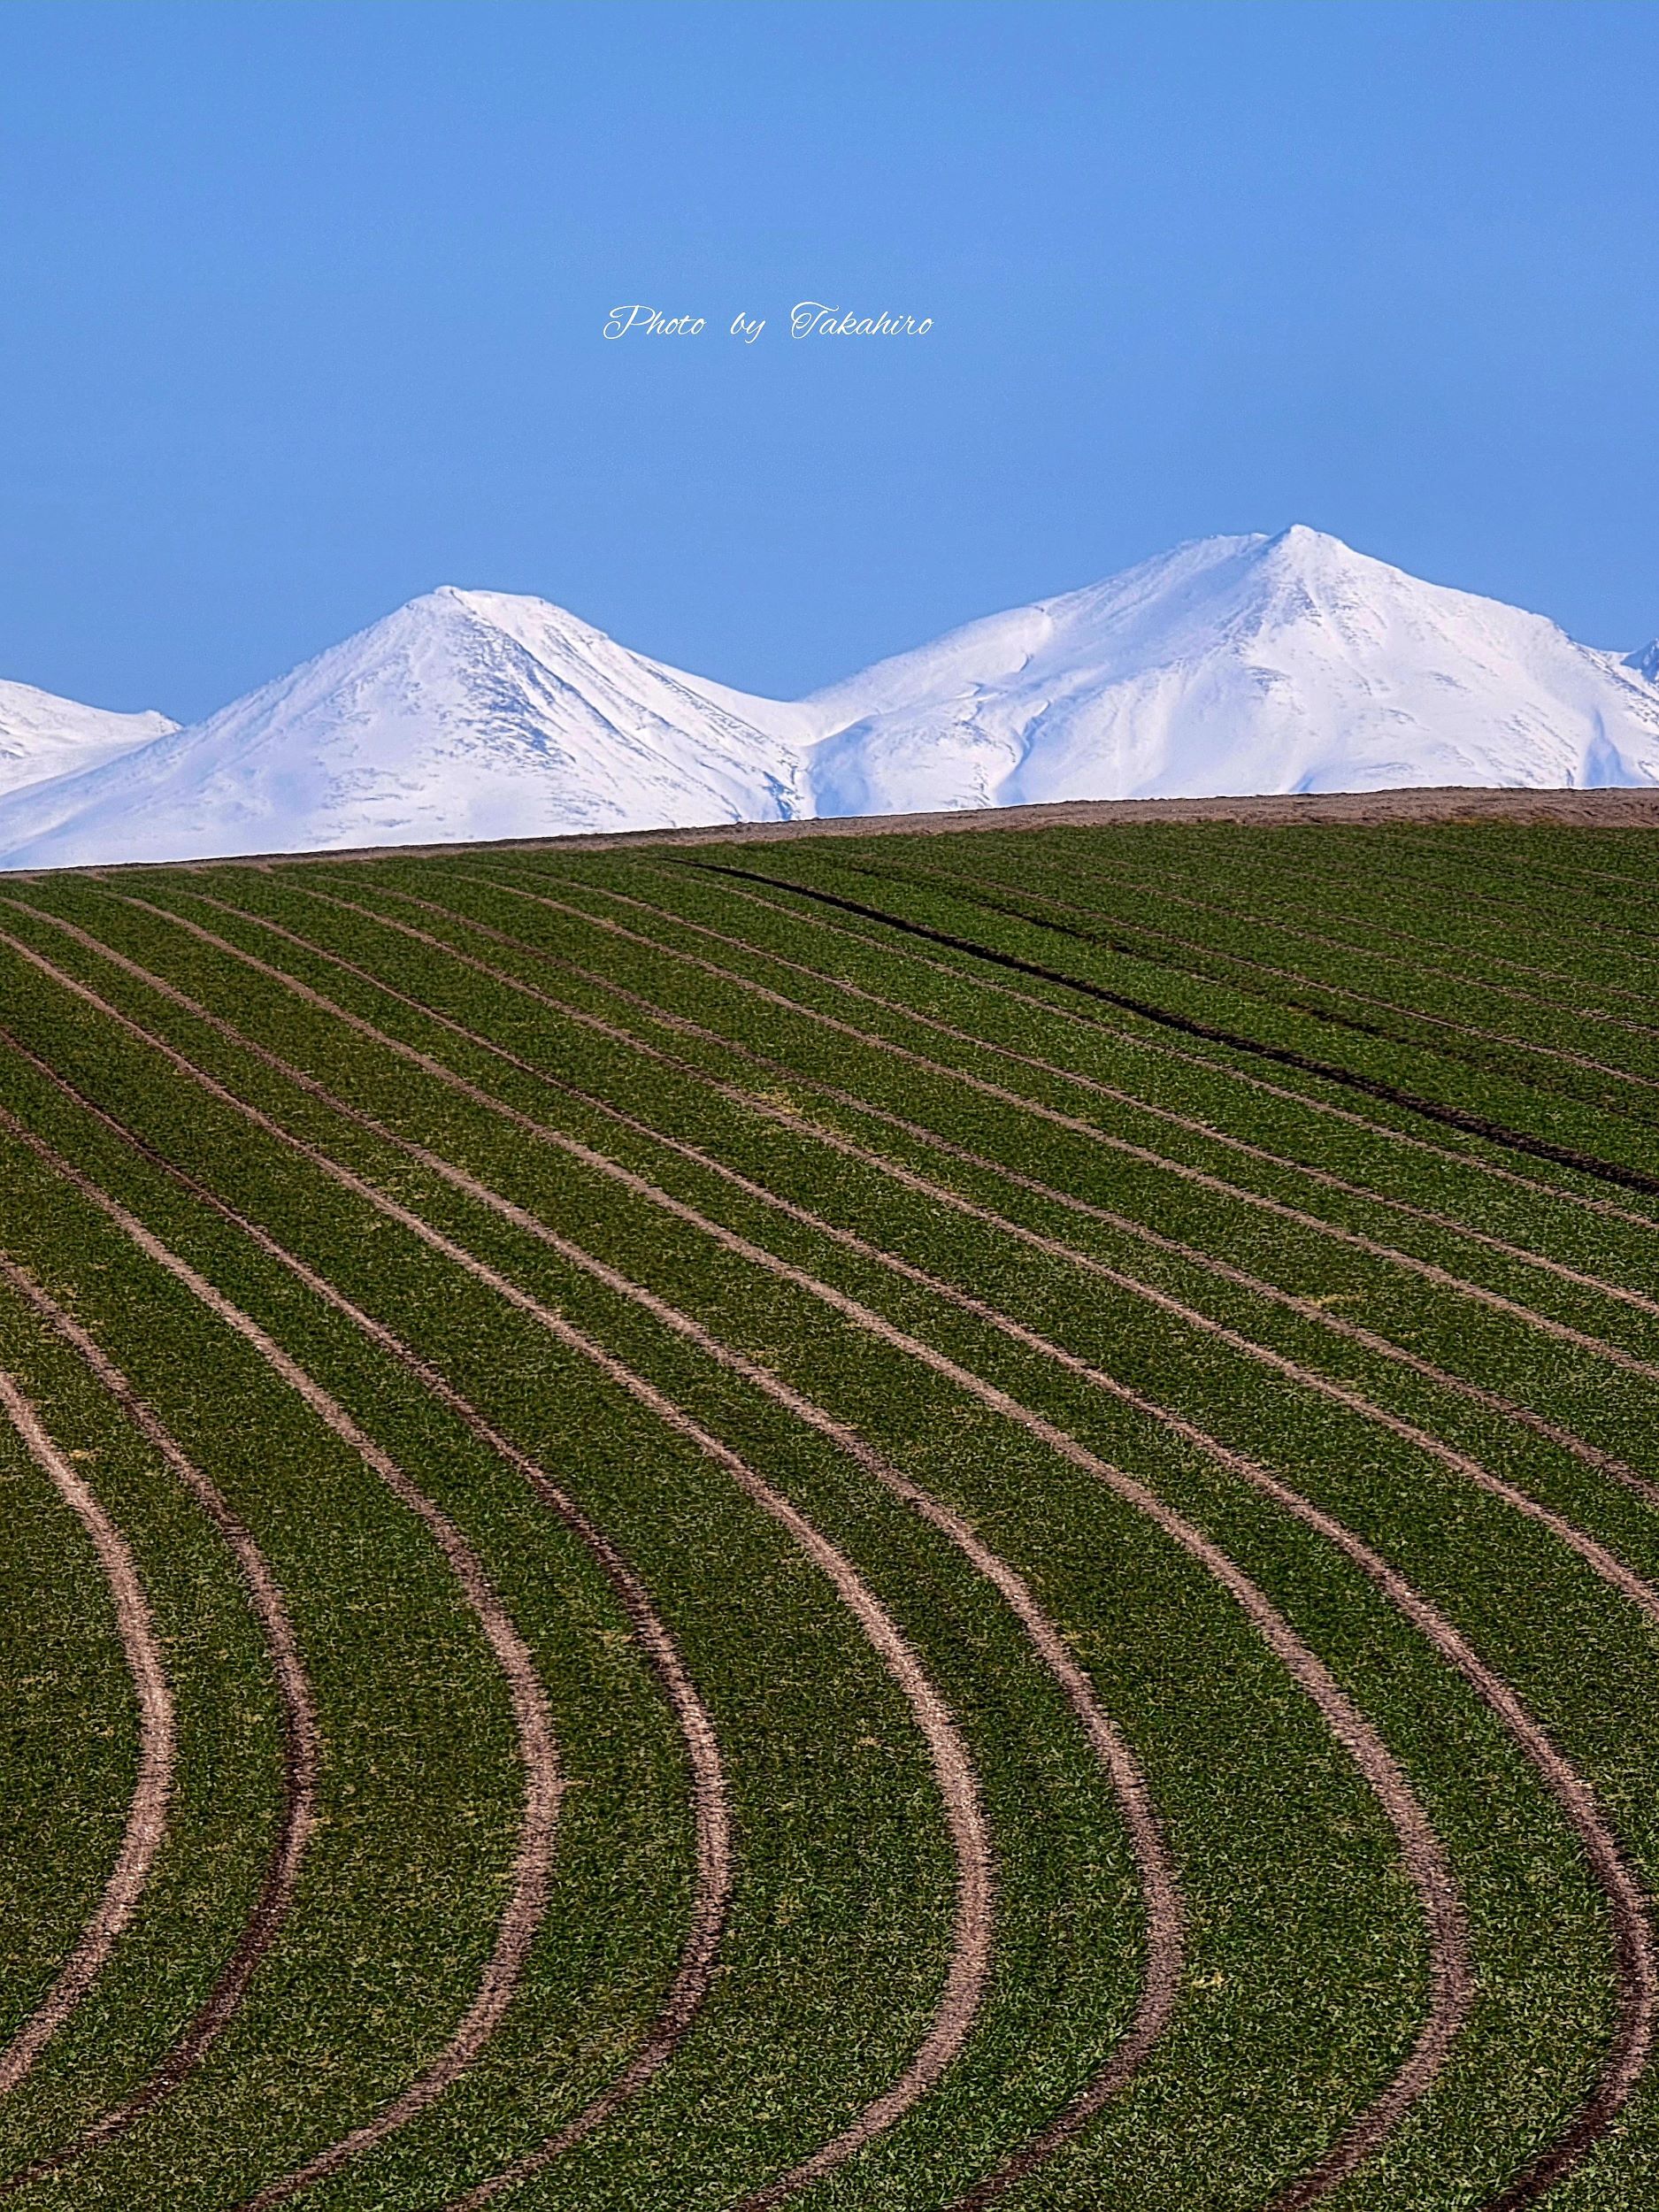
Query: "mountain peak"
1251 523 1388 588
1263 521 1344 556
3 529 1657 868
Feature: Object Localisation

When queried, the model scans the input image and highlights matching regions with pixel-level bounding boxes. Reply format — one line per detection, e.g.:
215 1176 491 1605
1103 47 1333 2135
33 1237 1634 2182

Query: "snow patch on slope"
0 680 175 800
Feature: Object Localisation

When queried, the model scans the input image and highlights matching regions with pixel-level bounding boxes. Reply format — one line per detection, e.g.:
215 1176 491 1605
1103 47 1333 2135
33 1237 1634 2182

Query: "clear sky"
1 0 1655 723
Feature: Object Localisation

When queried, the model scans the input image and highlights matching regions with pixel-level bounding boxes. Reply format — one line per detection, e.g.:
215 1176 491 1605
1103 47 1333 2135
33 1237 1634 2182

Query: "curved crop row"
0 820 1654 2208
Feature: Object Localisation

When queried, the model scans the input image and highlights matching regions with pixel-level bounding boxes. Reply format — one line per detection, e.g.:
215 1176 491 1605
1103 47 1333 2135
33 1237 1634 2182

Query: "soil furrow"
673 862 1659 1198
411 1187 1179 2209
0 1115 564 2209
265 880 1659 1374
89 887 1659 2202
9 887 1655 2200
13 908 1483 2205
0 1025 732 2205
1303 854 1659 971
621 860 1659 1237
716 1095 1659 1586
385 1129 1474 2209
0 1373 175 2101
317 1097 1640 2212
0 956 995 2208
2 895 1482 2204
0 1249 318 2186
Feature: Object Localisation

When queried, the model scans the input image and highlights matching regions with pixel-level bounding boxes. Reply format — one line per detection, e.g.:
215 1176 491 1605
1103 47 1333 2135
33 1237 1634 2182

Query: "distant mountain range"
3 526 1656 869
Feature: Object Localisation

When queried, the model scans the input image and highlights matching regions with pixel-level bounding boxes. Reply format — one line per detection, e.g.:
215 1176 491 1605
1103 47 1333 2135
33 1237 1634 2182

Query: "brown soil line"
0 939 995 2204
0 1026 733 2205
366 1111 1643 2211
0 1246 318 2187
154 880 1659 1578
12 902 1477 2202
879 856 1659 1092
625 858 1659 1237
188 878 1659 1515
35 879 1659 2200
412 1186 1178 2208
0 1371 175 2100
67 888 1659 2201
679 858 1659 1202
0 1115 564 2208
196 1127 995 2209
26 881 1656 2200
27 881 1657 1517
364 872 1659 1363
540 1186 1465 2211
13 782 1655 883
0 902 1181 2186
531 868 1659 1307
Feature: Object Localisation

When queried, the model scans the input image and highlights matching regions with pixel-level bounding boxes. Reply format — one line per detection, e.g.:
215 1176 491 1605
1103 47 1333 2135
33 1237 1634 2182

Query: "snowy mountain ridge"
0 680 175 802
2 526 1656 869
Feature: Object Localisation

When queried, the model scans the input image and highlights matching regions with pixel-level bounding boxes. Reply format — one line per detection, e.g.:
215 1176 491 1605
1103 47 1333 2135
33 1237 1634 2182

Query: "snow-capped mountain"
1 528 1655 869
0 679 174 801
0 588 803 870
801 527 1659 814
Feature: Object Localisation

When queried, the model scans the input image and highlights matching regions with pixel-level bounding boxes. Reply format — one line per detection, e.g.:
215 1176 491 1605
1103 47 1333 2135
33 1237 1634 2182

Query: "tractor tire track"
6 905 1484 2205
668 862 1659 1199
348 1106 1474 2209
25 890 1658 1518
0 1113 564 2210
0 1025 732 2205
0 958 995 2208
1300 853 1659 974
0 1250 317 2187
254 1046 1640 2211
0 1373 175 2102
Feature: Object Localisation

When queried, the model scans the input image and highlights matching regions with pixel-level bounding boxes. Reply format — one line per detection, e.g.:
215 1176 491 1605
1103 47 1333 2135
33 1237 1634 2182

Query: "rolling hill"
3 814 1659 2206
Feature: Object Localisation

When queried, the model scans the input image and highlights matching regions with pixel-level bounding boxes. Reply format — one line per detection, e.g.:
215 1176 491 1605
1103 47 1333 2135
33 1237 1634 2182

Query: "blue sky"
1 0 1655 722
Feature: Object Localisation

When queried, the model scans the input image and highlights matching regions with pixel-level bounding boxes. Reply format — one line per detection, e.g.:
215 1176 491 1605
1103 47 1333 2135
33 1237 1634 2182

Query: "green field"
1 818 1657 2211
